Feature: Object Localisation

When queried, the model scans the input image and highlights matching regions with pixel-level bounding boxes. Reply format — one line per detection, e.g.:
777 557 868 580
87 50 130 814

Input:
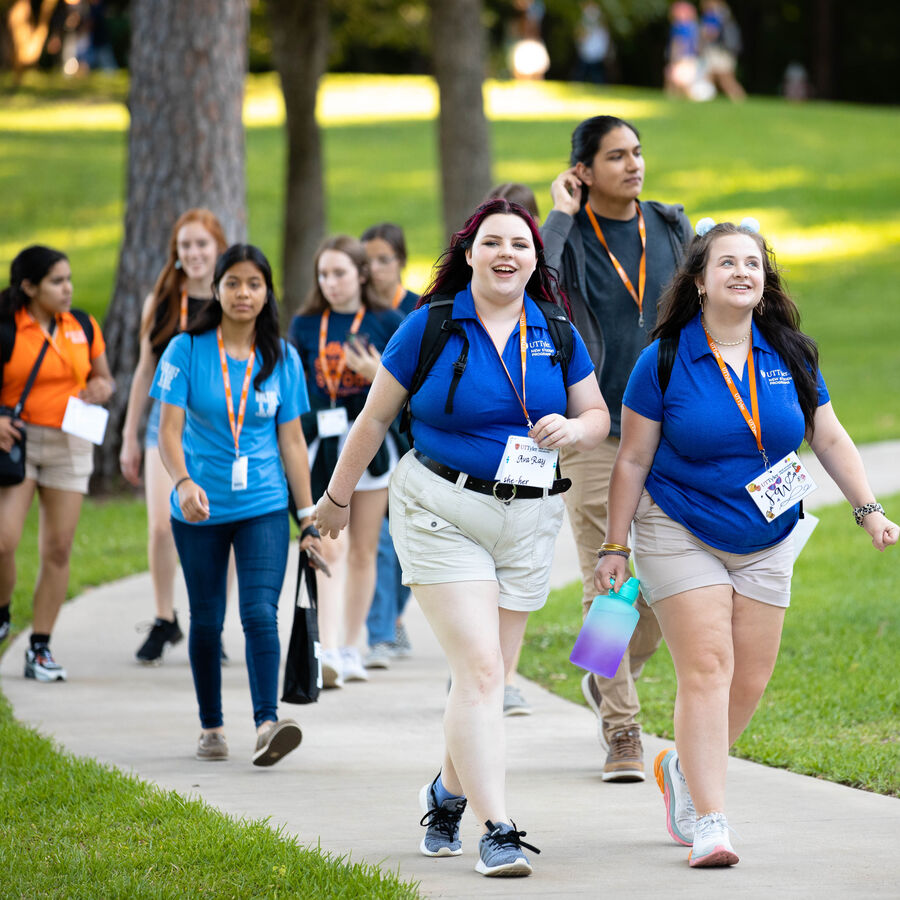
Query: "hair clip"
739 217 760 234
695 217 716 237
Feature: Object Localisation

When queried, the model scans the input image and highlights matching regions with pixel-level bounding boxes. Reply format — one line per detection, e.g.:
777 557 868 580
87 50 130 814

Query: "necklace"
702 317 750 347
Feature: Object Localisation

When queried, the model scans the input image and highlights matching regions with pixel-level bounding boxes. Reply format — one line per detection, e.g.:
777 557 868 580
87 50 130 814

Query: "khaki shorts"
24 423 94 494
389 450 565 612
631 489 794 608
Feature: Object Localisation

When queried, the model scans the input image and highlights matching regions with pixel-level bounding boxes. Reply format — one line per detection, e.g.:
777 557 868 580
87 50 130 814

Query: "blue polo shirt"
381 285 595 480
623 313 829 553
150 331 309 525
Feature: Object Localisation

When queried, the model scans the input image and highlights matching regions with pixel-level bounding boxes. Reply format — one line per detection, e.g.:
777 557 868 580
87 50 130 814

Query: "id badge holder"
494 435 558 489
231 455 249 491
317 406 349 438
745 451 817 522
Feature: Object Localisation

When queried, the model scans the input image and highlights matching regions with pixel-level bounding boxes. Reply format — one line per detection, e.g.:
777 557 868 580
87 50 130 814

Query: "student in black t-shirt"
542 115 692 782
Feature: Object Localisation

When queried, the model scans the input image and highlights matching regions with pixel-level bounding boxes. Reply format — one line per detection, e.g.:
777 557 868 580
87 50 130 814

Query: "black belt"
413 450 570 502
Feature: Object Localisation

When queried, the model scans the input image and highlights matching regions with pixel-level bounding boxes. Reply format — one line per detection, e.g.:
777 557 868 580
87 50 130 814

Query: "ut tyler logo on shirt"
255 390 278 418
158 361 180 391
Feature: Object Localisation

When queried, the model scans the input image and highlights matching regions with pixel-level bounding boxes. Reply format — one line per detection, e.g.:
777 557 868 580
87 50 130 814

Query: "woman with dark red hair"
316 199 609 878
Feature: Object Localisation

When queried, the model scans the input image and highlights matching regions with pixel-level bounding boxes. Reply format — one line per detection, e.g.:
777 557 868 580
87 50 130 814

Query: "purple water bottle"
569 577 641 678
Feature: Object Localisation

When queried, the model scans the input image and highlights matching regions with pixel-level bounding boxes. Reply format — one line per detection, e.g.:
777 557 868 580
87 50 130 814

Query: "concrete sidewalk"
3 442 900 897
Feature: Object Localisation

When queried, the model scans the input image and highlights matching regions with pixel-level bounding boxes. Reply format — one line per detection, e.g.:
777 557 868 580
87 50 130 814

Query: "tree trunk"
266 0 329 321
811 0 834 100
96 0 247 490
430 0 493 240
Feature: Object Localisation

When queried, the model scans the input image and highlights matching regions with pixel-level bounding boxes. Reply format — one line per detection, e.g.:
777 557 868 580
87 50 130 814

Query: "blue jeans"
366 515 411 646
171 509 289 729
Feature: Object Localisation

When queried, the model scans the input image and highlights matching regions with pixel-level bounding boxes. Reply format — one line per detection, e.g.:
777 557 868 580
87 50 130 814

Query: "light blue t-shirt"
380 285 595 480
150 331 310 525
623 313 829 553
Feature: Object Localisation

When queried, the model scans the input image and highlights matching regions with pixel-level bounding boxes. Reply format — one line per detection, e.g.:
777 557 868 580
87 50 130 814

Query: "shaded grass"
521 492 900 796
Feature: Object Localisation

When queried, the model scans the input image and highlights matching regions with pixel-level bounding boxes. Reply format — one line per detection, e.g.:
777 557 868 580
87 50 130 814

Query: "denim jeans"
366 514 411 646
171 509 289 729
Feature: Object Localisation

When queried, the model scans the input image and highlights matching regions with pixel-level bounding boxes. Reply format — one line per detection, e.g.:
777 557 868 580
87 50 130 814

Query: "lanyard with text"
179 288 188 331
705 330 769 470
318 307 365 406
32 314 86 391
477 308 532 428
584 200 647 327
215 326 256 460
391 285 405 309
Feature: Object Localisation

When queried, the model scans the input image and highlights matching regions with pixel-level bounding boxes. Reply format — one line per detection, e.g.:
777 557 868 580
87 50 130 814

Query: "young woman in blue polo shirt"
316 199 610 878
153 244 322 766
596 221 898 868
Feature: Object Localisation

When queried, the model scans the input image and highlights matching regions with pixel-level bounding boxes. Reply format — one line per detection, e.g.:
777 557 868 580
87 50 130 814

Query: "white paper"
317 407 349 438
745 451 817 522
494 435 558 489
231 455 248 491
792 512 819 561
60 396 109 445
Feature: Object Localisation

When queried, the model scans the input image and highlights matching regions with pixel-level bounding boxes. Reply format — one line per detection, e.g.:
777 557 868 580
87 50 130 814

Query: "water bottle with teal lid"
569 577 641 678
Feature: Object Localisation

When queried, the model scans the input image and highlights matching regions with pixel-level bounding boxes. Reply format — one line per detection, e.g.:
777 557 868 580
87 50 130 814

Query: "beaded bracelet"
853 501 884 527
597 549 630 560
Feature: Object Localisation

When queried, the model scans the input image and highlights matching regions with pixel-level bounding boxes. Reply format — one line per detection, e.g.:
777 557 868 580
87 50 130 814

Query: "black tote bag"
281 550 321 704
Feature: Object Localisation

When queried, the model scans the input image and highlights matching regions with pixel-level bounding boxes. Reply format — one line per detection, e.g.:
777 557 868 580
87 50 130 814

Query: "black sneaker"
136 615 183 665
0 619 10 645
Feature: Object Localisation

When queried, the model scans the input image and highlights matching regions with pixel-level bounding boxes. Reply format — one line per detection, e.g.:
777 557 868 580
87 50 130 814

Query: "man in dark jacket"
542 115 692 782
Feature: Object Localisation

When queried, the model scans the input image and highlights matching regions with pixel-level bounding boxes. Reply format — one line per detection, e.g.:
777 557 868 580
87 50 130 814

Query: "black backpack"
0 308 95 391
400 294 574 441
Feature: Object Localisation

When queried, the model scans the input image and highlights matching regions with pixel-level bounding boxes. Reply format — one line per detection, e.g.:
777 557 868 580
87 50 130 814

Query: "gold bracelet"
600 542 631 554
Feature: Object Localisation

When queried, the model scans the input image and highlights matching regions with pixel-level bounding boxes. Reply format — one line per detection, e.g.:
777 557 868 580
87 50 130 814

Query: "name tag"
61 396 109 445
317 406 349 438
745 451 817 522
494 435 558 489
231 455 248 491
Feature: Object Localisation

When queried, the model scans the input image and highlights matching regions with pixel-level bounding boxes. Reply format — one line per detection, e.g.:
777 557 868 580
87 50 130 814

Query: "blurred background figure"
699 0 746 101
783 62 811 101
509 0 550 80
664 2 702 99
573 2 611 85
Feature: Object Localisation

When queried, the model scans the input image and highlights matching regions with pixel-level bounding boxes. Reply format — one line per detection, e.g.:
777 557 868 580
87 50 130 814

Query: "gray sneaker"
390 621 413 658
580 672 608 752
364 642 393 669
418 774 467 857
475 820 539 877
252 719 302 767
196 731 228 761
502 685 532 717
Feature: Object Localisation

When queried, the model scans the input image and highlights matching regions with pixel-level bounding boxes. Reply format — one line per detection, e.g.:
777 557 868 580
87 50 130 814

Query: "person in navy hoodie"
597 220 897 868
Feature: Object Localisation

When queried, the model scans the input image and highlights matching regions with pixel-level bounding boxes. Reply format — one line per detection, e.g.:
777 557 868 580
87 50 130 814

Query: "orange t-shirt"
0 307 105 428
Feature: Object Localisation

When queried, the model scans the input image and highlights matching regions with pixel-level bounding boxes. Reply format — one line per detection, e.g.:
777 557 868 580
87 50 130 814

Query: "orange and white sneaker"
688 813 739 868
654 748 695 846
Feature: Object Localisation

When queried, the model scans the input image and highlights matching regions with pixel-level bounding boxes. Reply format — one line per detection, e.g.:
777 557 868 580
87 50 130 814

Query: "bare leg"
144 447 178 621
343 488 388 647
0 479 37 606
414 580 508 827
316 529 348 650
32 487 84 635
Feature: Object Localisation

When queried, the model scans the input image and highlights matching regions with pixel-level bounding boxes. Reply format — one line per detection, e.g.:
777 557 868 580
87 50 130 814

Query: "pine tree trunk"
266 0 329 321
430 0 493 240
96 0 248 490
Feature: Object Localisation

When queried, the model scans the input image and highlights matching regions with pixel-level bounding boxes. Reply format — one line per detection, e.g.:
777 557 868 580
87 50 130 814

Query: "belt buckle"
492 481 516 503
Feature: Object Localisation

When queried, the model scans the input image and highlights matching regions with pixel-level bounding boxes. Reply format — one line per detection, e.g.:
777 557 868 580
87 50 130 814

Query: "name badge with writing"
232 455 248 491
745 451 817 522
61 396 109 445
494 435 558 489
317 406 349 438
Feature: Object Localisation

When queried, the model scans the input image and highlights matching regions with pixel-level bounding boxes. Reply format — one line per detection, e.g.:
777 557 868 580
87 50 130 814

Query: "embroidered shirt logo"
64 328 87 345
761 367 792 386
158 360 180 391
255 390 278 418
529 337 554 358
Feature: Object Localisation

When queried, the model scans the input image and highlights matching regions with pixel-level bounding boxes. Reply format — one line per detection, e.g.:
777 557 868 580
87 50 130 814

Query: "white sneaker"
364 642 393 669
340 645 369 682
689 813 739 868
654 749 695 845
320 648 344 688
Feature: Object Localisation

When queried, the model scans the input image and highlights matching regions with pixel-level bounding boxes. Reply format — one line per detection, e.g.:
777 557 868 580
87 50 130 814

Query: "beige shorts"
24 423 94 494
388 450 565 612
631 490 794 608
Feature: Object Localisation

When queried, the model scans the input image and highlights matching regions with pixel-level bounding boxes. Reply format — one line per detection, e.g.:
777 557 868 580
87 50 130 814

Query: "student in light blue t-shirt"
597 220 898 869
152 244 323 769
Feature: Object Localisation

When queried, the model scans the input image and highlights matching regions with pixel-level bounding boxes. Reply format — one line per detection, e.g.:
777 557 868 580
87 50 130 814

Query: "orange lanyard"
32 313 86 390
215 326 256 459
179 289 188 331
477 308 532 428
391 285 405 309
318 308 365 405
705 330 769 469
585 201 647 326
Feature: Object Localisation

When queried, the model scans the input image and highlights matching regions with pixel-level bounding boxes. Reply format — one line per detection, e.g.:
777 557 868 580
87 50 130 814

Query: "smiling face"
317 249 364 312
23 259 73 320
216 260 268 324
176 221 219 284
465 213 537 305
697 233 765 314
576 125 644 207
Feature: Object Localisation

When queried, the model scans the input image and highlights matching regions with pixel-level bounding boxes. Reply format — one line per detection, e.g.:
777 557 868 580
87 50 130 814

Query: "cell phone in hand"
345 332 371 351
305 546 331 577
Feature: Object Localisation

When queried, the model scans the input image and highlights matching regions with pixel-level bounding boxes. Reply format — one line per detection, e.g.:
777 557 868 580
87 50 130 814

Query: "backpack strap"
533 297 573 385
70 308 95 349
657 333 680 396
0 316 15 392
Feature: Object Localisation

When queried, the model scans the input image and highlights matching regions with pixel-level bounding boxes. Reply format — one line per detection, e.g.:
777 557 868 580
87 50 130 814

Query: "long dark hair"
299 235 383 314
189 244 282 391
418 198 565 311
142 208 228 351
653 222 820 434
0 245 68 317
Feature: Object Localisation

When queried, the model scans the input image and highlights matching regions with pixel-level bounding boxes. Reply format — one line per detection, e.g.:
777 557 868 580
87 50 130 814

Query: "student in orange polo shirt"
0 245 115 682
